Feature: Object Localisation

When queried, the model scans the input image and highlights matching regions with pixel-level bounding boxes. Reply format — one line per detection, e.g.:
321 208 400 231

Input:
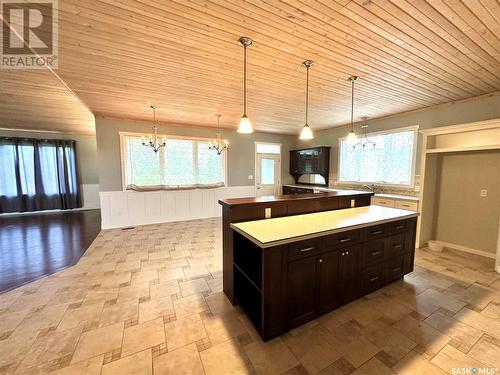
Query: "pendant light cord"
305 65 309 125
350 79 355 132
243 45 247 116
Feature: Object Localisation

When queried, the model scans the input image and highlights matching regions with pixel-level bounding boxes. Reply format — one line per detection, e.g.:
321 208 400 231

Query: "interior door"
256 153 280 197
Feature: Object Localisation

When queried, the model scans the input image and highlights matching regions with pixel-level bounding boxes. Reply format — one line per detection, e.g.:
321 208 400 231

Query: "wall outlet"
265 207 272 219
248 175 254 180
480 189 488 197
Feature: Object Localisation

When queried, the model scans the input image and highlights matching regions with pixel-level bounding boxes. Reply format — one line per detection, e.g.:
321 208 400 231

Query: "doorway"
255 143 281 197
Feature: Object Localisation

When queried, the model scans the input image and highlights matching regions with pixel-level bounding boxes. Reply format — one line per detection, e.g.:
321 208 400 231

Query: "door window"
261 158 275 185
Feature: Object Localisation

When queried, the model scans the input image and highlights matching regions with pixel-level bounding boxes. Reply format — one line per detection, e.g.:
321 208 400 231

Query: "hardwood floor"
0 210 101 293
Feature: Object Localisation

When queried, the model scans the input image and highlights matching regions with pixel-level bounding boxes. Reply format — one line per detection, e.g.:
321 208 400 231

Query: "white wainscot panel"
99 186 255 229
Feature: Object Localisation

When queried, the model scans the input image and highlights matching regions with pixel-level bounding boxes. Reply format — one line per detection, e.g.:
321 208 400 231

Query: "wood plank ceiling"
1 0 499 135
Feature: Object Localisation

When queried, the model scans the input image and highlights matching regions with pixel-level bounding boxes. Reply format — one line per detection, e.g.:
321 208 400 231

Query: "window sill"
125 183 225 192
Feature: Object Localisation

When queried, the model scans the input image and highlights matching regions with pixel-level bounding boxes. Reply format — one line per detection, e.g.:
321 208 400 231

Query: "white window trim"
337 125 419 188
119 131 228 191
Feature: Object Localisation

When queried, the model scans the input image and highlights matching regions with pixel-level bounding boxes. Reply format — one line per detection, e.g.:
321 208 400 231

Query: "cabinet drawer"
323 230 361 251
387 233 406 257
387 220 408 234
384 256 404 283
372 197 395 208
365 224 387 239
395 200 418 212
288 239 321 261
361 263 384 294
361 238 385 267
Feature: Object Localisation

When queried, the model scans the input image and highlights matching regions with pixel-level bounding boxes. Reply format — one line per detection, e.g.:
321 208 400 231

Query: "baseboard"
432 240 496 259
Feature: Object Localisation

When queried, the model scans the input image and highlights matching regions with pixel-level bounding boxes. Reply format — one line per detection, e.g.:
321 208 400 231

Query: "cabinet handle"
396 225 405 229
370 276 379 282
299 247 314 253
345 251 349 255
371 230 383 235
392 267 401 272
339 238 351 243
393 244 403 249
341 252 345 256
371 251 382 256
319 259 323 263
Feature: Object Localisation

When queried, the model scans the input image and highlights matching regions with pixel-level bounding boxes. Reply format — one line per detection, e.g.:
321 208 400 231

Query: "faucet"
362 184 376 192
362 184 383 194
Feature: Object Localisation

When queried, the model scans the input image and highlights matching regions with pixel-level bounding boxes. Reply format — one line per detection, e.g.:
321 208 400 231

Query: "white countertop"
231 205 419 248
374 193 419 201
284 184 418 201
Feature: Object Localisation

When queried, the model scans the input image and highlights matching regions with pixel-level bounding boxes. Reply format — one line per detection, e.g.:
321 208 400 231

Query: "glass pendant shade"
237 115 253 133
346 130 357 145
299 124 314 140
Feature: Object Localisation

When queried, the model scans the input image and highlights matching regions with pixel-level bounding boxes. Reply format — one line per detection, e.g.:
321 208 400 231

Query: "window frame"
119 131 228 191
337 125 419 188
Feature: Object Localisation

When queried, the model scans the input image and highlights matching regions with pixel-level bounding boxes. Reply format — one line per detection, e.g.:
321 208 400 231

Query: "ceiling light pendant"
209 114 229 155
346 76 359 145
142 106 166 153
354 116 376 150
237 37 254 134
299 60 314 140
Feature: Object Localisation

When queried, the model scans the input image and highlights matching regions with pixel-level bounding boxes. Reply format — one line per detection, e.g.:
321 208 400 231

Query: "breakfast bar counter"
230 206 418 340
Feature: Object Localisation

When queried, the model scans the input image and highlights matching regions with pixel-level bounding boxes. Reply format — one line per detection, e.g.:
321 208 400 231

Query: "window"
0 138 81 213
338 127 417 186
121 134 225 189
256 143 281 154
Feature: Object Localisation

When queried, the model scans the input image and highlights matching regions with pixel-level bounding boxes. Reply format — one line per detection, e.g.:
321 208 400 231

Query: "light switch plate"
480 189 488 197
248 175 254 180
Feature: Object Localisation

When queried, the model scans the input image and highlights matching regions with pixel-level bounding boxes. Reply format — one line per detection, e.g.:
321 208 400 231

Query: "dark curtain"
0 137 82 213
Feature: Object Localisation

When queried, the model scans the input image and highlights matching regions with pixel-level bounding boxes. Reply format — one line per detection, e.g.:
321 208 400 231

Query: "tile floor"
0 217 499 374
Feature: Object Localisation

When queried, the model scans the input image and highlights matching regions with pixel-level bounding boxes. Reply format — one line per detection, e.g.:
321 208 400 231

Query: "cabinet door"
289 151 299 174
319 250 341 313
287 256 320 328
340 246 360 303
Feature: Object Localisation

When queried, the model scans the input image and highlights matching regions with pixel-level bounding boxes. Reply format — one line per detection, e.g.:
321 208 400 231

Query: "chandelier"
209 114 229 155
354 116 376 150
142 106 166 153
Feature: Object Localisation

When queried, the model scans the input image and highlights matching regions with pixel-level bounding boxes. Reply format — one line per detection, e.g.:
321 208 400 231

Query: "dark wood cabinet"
219 192 374 304
319 249 341 313
282 185 314 195
287 255 321 327
289 146 331 186
339 246 360 304
232 217 418 341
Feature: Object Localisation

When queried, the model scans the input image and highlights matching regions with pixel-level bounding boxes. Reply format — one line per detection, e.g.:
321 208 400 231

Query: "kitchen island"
230 205 418 340
219 190 374 303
